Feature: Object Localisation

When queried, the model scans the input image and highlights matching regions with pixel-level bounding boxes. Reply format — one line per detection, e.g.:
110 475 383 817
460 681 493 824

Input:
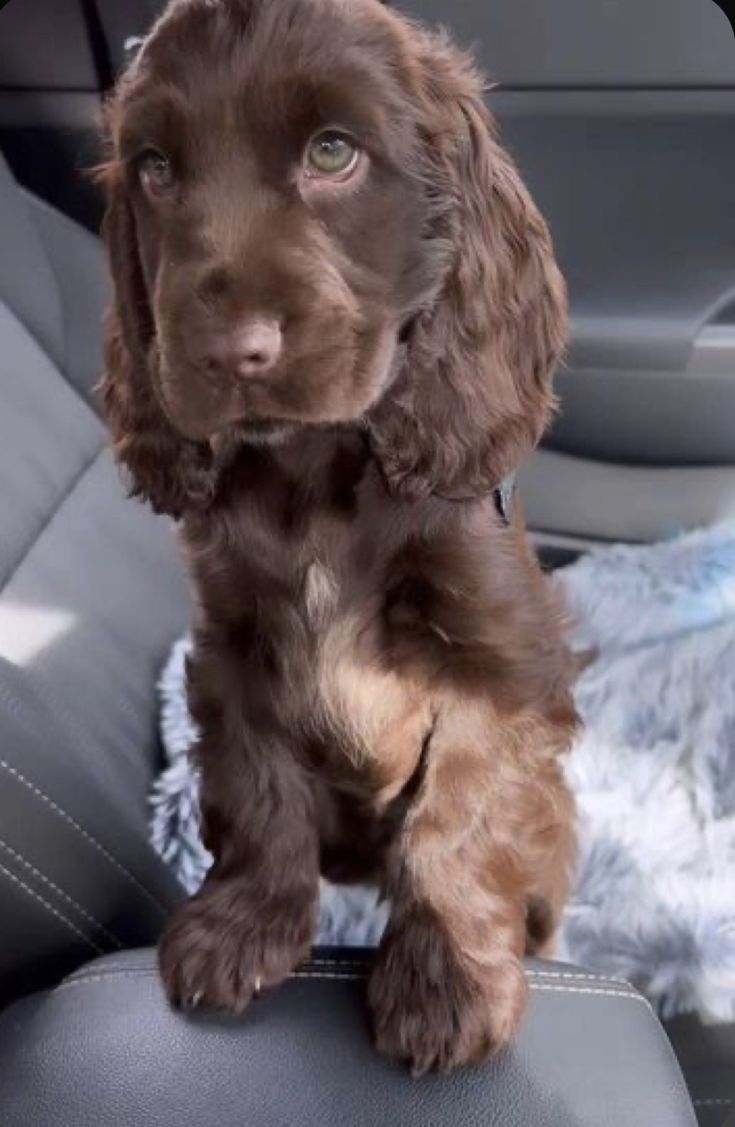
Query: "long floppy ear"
368 38 568 500
98 167 216 518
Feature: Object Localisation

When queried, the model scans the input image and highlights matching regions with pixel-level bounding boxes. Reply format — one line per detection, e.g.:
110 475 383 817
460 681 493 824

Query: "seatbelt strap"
79 0 115 91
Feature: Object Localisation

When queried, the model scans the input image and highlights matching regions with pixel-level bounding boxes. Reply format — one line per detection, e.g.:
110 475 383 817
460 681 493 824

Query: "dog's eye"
137 149 175 194
306 131 359 179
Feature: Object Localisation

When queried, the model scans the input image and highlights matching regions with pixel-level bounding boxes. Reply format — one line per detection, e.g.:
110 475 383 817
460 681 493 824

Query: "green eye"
306 131 359 177
137 149 174 193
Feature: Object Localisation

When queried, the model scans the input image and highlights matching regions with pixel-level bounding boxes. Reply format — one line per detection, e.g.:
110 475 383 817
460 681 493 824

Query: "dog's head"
100 0 567 515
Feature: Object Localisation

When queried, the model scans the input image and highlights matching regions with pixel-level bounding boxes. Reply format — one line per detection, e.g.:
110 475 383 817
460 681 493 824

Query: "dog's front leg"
159 696 319 1013
368 696 535 1074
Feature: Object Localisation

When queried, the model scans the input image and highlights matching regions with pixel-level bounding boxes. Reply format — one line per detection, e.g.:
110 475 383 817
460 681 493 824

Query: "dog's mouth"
155 314 407 445
209 419 298 454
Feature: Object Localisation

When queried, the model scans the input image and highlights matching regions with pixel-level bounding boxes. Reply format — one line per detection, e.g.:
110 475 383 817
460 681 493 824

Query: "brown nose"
203 317 282 380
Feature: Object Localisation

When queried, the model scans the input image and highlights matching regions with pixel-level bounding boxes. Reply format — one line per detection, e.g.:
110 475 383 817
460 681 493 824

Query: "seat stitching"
58 972 160 991
66 970 160 984
79 958 371 977
66 962 154 977
693 1098 733 1106
529 984 652 1008
54 969 650 1010
84 951 631 986
0 861 103 955
308 957 630 988
0 757 168 918
526 969 631 986
0 836 123 949
294 972 651 1008
67 960 631 987
66 964 635 991
295 971 646 999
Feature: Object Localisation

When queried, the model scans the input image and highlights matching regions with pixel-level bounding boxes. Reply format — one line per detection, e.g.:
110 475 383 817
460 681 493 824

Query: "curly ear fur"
99 168 216 518
369 37 568 500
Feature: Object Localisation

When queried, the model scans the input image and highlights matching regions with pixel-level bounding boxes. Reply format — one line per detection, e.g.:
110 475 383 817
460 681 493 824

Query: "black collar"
493 471 517 526
435 471 517 526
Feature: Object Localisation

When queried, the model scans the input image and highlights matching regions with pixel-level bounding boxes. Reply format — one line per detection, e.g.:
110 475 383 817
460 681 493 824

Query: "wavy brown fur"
99 0 577 1073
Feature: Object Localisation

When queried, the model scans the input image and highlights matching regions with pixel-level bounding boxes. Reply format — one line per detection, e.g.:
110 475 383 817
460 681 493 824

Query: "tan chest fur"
302 558 432 806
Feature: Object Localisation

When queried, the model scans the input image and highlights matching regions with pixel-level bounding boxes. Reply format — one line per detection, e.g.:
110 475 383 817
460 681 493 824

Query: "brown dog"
99 0 577 1074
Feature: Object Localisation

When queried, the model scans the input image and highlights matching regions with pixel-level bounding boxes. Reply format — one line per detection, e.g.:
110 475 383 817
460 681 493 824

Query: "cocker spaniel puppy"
99 0 577 1074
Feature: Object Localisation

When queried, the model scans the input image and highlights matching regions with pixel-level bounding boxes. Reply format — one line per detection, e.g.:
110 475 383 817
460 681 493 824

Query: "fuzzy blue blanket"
152 522 735 1021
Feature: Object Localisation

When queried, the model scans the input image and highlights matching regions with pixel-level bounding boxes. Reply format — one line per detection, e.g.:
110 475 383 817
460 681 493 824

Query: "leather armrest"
0 948 696 1127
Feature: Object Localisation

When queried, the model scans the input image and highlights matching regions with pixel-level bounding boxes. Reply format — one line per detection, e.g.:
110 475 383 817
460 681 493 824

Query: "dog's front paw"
368 910 528 1074
158 881 316 1013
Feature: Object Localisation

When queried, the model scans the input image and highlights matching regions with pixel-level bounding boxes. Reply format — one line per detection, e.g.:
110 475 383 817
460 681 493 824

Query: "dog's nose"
204 317 282 380
233 318 282 377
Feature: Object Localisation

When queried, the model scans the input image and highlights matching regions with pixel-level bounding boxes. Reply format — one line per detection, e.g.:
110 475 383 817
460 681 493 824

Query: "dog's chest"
226 436 379 626
300 557 340 629
203 438 432 792
293 542 430 801
262 516 427 796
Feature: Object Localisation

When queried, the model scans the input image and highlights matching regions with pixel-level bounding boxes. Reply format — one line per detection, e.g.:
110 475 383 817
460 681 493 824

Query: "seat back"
0 149 189 850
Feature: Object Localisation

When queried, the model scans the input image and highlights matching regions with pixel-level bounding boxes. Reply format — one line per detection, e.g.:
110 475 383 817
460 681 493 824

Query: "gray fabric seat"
0 150 187 1004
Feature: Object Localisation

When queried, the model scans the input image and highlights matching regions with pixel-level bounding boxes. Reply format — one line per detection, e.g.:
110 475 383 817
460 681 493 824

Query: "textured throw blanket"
152 522 735 1021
